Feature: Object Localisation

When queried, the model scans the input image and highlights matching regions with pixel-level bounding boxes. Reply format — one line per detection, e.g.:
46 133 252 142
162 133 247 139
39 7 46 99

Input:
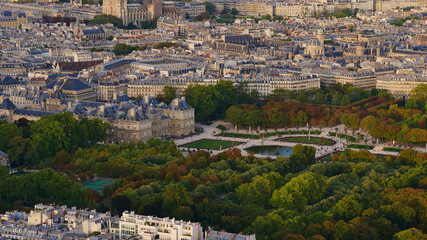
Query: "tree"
245 110 263 128
172 206 194 221
410 84 427 110
113 43 137 56
331 92 342 105
288 144 316 172
342 8 353 17
215 80 237 118
271 172 325 211
52 150 69 168
226 106 244 126
333 220 352 240
205 2 217 15
340 114 350 128
231 8 239 15
393 228 427 240
163 183 192 213
261 14 272 21
195 12 211 21
0 122 22 151
405 98 419 109
332 195 362 221
273 15 284 21
185 84 218 122
89 14 123 28
314 92 325 104
340 95 350 106
296 111 308 126
111 195 131 215
161 86 176 104
348 113 360 129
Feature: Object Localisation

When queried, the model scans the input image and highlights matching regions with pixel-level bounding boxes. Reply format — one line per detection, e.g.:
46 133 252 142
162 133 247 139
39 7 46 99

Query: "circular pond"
245 145 293 157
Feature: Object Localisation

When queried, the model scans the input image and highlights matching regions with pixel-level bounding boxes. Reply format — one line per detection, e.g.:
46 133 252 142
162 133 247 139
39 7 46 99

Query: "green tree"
245 110 263 128
172 206 194 221
113 43 137 55
334 220 352 240
271 172 325 211
89 14 123 28
185 84 218 122
161 86 176 104
340 114 350 128
0 121 22 151
231 8 238 15
215 80 237 118
163 183 192 213
405 98 419 109
410 84 427 110
314 92 325 104
226 106 244 126
393 228 427 240
205 2 217 15
195 12 211 21
332 195 362 221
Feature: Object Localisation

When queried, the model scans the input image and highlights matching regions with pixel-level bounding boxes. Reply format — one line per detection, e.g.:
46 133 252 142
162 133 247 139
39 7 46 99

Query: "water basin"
245 145 293 157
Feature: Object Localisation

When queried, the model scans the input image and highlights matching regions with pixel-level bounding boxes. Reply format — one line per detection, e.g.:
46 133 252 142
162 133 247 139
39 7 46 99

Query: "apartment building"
376 74 427 99
119 211 203 240
275 4 304 18
245 2 274 17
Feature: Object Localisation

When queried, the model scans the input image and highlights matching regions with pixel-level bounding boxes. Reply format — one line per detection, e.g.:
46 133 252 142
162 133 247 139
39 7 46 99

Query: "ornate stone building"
0 94 195 144
305 29 325 58
102 0 163 26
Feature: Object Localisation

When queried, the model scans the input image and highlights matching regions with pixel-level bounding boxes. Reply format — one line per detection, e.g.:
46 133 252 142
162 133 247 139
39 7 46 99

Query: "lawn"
180 139 242 150
216 125 228 131
279 137 335 145
219 132 260 139
219 130 321 139
328 132 356 142
265 130 321 137
82 180 114 193
348 144 375 150
383 147 403 152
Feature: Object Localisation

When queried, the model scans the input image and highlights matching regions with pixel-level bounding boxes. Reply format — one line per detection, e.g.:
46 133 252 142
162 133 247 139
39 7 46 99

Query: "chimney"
129 108 136 118
67 101 72 109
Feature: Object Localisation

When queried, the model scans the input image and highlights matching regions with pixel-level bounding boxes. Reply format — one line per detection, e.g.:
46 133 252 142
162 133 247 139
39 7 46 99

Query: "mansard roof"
14 109 55 117
0 76 19 85
168 98 191 110
82 27 105 35
0 97 16 110
61 78 92 92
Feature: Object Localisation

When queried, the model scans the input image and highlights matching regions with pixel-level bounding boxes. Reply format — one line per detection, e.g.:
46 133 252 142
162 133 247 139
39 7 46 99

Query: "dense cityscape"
0 0 426 239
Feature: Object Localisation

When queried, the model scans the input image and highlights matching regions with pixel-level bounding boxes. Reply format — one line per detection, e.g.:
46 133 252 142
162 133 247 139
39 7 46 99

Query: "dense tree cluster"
0 112 109 168
89 14 123 28
113 43 147 56
0 168 85 211
2 139 425 240
156 86 177 104
184 80 237 122
224 83 425 144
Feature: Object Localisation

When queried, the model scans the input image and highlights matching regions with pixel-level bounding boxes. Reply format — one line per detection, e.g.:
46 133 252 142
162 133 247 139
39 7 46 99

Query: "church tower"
74 16 81 36
316 29 324 45
103 0 126 20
